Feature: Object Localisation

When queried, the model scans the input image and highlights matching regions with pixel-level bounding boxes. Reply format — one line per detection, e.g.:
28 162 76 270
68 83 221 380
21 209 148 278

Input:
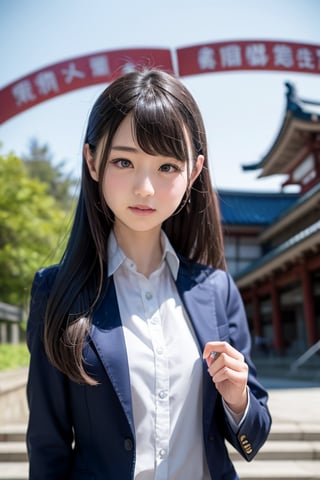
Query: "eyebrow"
110 145 183 162
111 146 139 153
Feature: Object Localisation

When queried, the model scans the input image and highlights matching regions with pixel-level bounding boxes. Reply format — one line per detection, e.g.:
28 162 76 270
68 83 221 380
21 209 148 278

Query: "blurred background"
1 0 319 190
1 0 320 350
0 3 320 478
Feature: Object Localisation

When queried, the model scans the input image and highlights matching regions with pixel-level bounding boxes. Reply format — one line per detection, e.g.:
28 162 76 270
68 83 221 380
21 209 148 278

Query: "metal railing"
0 301 23 323
290 339 320 372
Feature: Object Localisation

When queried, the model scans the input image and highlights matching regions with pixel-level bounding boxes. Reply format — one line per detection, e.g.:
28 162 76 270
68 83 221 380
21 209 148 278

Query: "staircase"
232 422 320 479
0 420 320 479
0 425 27 480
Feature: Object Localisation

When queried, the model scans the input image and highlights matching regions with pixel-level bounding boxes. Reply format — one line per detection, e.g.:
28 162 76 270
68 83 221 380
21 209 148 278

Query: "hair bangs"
132 89 190 162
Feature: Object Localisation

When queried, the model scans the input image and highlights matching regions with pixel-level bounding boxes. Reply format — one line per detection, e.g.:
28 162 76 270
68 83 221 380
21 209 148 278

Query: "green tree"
23 138 77 209
0 151 72 306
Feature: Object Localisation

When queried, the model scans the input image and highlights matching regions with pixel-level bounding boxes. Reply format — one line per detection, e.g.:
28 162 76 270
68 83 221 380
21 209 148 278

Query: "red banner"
1 41 320 124
177 40 320 77
0 48 174 124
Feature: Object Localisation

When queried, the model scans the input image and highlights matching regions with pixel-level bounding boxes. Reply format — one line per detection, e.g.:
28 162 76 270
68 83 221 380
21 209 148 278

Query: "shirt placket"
141 278 170 480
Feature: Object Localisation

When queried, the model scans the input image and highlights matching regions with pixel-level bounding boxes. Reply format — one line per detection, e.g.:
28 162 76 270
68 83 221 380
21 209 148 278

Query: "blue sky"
1 0 320 191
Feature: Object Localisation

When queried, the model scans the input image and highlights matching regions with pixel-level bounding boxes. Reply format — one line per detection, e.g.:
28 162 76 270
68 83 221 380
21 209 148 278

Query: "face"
85 114 203 239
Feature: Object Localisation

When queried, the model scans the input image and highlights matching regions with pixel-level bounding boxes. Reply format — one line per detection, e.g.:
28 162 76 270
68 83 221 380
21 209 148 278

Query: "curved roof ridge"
242 82 320 173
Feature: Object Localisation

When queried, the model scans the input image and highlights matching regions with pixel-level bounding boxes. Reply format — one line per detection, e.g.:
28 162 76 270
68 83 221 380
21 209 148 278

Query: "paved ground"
261 377 320 426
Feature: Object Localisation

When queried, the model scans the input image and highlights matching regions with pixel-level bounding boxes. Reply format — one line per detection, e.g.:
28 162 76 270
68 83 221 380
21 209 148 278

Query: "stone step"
0 462 28 480
0 443 28 462
268 423 320 441
1 425 320 480
234 460 320 480
228 440 320 461
0 461 320 480
0 426 26 443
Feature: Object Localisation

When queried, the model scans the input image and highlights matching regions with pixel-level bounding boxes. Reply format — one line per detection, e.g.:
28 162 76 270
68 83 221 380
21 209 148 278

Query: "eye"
111 158 133 168
159 163 182 173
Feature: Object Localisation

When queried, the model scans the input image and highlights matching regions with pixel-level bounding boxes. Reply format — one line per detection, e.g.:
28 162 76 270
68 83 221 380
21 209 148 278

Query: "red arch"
176 40 320 77
0 48 174 124
1 40 319 124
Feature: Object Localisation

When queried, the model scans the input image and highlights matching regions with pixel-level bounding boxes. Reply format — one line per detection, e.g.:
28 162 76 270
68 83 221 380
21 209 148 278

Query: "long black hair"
44 69 226 384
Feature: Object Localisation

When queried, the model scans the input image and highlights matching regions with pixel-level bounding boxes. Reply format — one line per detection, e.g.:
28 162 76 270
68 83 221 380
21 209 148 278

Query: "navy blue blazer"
26 258 271 480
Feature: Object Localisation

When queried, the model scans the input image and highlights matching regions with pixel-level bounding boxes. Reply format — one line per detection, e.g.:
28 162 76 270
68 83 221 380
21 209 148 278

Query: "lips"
128 205 156 215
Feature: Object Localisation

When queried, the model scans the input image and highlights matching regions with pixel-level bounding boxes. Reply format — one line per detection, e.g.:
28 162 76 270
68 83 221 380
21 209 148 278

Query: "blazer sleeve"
222 272 272 461
26 268 74 479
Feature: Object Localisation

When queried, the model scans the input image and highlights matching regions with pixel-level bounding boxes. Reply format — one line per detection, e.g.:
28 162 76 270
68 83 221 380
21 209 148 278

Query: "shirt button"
145 291 153 300
159 390 167 399
156 347 164 355
159 449 167 459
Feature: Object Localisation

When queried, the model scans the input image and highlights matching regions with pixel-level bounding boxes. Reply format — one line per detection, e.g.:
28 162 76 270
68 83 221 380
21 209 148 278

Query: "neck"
113 227 163 277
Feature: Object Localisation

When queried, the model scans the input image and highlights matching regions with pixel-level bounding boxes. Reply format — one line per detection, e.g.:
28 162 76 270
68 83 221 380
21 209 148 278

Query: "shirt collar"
107 230 180 280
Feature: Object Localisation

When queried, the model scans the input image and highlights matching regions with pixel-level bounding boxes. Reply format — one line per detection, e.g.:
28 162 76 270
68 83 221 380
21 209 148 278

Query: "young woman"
26 68 271 480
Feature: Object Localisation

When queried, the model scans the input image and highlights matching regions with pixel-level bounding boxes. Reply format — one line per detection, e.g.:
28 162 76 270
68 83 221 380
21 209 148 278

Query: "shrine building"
219 83 320 356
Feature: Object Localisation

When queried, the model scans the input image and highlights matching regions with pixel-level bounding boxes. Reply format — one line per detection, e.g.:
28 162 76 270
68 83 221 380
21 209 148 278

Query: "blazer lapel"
176 264 221 348
176 263 222 440
90 277 134 434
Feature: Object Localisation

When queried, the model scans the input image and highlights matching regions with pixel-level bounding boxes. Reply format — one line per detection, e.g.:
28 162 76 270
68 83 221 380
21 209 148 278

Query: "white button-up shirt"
108 231 245 480
108 231 210 479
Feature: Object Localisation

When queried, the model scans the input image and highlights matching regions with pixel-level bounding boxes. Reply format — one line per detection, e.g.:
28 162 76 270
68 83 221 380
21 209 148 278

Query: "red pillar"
300 262 318 345
252 290 262 337
270 278 285 353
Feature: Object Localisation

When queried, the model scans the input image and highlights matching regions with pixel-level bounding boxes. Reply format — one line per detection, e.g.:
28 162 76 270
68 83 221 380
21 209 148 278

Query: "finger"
203 341 244 362
208 353 248 378
212 366 248 386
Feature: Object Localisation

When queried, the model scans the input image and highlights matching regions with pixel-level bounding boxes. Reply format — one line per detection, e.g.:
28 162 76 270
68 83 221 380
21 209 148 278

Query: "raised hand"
203 341 248 415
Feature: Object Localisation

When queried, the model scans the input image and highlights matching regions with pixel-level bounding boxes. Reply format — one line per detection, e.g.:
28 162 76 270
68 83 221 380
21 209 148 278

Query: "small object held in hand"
209 351 220 360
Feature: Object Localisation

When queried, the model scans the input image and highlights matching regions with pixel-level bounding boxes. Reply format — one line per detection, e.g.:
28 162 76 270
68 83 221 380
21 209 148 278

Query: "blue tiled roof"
235 219 320 279
218 190 300 226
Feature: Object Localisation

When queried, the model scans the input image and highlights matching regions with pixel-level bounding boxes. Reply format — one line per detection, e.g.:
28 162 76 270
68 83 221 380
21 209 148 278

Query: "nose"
133 173 155 197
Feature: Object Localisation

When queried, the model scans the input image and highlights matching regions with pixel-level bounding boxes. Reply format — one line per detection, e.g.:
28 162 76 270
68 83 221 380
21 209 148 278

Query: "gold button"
239 434 252 454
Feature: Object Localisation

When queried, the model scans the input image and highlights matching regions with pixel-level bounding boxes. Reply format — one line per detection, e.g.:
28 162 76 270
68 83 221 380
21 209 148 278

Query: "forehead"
111 114 135 147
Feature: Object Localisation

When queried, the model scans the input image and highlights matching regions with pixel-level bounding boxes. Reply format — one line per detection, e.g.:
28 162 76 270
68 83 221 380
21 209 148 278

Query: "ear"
84 143 99 181
190 155 204 186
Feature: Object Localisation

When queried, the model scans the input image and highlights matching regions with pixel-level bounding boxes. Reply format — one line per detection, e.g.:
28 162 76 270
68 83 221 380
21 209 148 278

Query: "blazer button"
124 438 133 451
